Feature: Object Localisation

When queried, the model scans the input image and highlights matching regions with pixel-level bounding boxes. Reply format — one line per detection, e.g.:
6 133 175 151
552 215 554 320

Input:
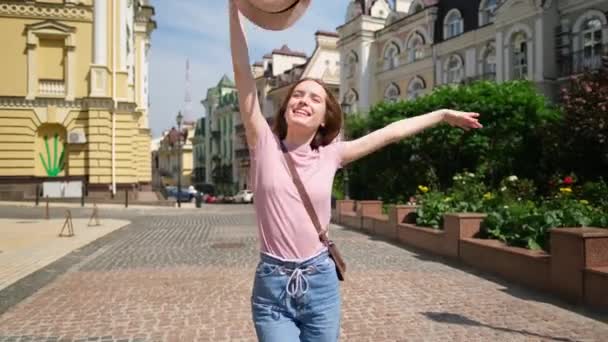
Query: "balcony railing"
235 123 245 133
559 45 607 77
38 79 65 96
235 148 250 159
470 72 496 82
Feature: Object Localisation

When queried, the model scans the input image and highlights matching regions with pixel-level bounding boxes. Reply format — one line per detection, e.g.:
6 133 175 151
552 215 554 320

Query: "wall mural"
38 134 65 177
38 133 65 177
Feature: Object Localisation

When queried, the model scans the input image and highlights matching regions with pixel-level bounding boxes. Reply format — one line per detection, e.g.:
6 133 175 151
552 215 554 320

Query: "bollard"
81 182 85 207
35 184 40 206
88 202 101 227
59 209 74 237
125 188 129 208
45 196 49 220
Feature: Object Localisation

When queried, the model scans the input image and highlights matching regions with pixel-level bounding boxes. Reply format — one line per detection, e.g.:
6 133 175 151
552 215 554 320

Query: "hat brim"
235 0 310 31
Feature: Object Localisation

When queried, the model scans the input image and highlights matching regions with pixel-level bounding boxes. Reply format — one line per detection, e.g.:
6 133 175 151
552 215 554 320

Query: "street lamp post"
340 103 351 200
176 111 183 208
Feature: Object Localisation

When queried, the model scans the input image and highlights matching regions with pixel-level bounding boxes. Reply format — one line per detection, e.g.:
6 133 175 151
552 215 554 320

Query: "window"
38 38 66 96
346 51 358 78
482 45 496 80
407 77 425 99
343 89 359 113
407 33 425 62
410 0 424 14
512 32 528 79
582 18 603 68
384 83 400 102
383 42 400 70
445 55 464 84
444 9 464 39
479 0 498 26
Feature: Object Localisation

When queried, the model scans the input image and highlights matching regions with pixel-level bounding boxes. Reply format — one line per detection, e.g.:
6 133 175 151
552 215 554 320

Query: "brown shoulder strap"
280 141 330 243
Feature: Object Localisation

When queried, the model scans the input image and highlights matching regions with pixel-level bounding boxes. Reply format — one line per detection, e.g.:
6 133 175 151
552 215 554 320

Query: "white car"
233 189 254 203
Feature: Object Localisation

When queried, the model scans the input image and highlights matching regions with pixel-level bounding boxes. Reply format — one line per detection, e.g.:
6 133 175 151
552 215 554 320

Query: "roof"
217 74 235 88
272 44 307 58
315 30 339 37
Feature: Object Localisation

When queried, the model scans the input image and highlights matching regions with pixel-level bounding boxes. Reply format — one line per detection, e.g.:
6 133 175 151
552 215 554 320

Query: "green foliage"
346 81 561 202
39 134 65 177
414 173 608 251
541 69 608 181
415 190 453 229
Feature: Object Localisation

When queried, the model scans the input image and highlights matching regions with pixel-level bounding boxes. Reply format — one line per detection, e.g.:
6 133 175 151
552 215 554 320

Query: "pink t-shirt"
249 122 345 261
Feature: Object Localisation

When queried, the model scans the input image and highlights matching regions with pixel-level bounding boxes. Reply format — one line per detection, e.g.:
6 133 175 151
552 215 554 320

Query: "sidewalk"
0 200 197 210
0 218 130 291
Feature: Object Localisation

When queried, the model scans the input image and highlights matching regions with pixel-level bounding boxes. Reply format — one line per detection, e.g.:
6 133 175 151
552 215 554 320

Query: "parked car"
166 186 193 202
233 189 254 203
203 194 217 203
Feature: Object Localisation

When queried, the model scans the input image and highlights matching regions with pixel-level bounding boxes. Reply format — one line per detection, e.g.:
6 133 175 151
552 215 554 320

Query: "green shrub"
346 81 561 202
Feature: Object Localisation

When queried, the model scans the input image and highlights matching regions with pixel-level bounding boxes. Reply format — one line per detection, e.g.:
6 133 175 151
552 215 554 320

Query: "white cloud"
148 0 346 137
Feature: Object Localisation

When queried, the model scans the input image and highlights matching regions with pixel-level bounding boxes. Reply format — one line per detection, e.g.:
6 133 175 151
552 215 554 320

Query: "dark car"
166 186 193 202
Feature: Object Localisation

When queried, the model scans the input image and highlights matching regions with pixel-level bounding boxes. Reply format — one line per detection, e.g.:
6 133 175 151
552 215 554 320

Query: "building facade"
191 117 206 190
0 0 156 198
198 32 341 194
201 75 237 194
338 0 608 113
155 122 194 188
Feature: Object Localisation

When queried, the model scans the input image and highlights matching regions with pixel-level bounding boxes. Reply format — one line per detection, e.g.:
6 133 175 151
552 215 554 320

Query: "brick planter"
460 238 551 291
397 213 485 259
358 201 383 234
585 267 608 311
340 212 361 230
550 228 608 305
335 200 355 225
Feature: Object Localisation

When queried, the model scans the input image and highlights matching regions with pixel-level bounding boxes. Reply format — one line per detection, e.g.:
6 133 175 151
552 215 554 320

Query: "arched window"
407 32 425 62
512 32 528 79
343 88 359 114
479 0 498 26
582 17 603 68
407 77 426 100
345 51 358 78
383 42 400 70
445 55 464 84
482 44 496 80
384 83 400 102
409 0 425 14
444 9 464 39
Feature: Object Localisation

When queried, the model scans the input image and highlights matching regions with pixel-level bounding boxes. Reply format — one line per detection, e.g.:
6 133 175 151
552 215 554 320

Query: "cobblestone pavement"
0 205 606 341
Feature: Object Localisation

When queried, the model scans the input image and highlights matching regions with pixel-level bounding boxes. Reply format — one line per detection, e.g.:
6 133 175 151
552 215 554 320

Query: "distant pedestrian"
229 1 482 341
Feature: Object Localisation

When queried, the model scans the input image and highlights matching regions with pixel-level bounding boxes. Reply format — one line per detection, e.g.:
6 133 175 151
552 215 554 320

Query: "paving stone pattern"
0 205 607 341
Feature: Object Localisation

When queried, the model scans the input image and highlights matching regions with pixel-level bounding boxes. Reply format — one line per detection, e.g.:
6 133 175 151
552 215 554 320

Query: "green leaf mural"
39 134 65 177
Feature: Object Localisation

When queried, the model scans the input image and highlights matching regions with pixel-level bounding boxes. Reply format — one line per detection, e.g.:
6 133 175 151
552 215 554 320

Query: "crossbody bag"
280 141 346 281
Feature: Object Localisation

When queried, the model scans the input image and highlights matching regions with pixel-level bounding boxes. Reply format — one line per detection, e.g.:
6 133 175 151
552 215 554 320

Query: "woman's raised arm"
229 0 268 148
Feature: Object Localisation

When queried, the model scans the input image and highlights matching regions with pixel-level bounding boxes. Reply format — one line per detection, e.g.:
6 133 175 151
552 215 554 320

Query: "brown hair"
272 78 343 150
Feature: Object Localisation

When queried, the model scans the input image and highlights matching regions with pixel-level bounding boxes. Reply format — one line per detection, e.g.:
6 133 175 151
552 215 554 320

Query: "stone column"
91 0 108 97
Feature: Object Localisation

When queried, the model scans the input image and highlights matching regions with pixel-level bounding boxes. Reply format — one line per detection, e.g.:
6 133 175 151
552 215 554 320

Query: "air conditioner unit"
68 130 87 144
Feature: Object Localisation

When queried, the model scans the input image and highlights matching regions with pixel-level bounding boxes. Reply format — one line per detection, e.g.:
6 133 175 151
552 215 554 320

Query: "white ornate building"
338 0 608 114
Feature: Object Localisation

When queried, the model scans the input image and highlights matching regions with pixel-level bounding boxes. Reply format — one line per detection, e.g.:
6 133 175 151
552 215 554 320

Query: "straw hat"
235 0 311 31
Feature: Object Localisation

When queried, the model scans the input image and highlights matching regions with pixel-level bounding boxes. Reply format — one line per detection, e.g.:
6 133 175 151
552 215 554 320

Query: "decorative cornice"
0 96 141 111
0 96 82 109
0 2 93 22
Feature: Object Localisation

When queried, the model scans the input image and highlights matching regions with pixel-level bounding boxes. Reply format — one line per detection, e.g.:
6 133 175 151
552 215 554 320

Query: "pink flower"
563 176 574 185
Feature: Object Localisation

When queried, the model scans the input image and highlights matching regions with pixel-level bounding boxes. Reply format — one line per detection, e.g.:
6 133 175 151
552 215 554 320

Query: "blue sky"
148 0 346 137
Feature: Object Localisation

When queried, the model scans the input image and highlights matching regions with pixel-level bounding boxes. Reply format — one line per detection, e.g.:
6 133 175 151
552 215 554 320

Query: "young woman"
229 1 482 341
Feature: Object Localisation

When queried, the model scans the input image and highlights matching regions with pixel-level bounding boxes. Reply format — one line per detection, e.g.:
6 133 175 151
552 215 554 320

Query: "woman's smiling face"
284 79 328 132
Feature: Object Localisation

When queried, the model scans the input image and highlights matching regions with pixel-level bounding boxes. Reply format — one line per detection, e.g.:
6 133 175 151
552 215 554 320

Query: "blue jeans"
251 250 341 342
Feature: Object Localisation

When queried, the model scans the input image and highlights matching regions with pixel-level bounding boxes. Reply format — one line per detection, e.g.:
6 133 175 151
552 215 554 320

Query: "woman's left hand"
442 110 483 131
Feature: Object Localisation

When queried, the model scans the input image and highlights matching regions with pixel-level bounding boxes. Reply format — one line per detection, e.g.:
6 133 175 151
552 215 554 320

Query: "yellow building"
0 0 156 198
156 121 195 188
